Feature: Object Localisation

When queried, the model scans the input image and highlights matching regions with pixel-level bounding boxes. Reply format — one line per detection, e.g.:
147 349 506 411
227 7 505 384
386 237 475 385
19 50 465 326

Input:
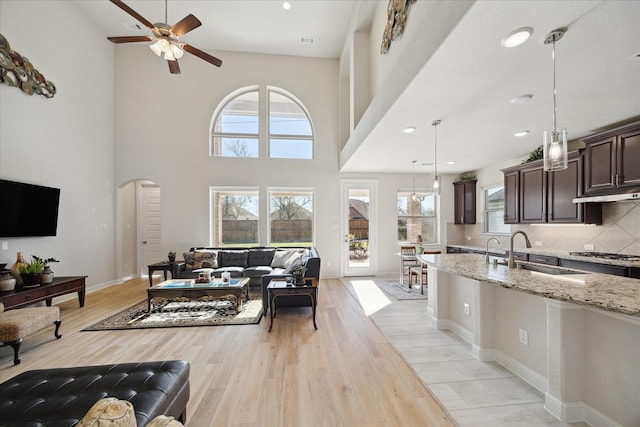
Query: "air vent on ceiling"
299 36 315 45
122 22 145 31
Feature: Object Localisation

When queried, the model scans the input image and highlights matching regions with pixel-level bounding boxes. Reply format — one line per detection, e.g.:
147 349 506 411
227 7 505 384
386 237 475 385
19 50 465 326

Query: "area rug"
83 296 263 331
374 280 427 300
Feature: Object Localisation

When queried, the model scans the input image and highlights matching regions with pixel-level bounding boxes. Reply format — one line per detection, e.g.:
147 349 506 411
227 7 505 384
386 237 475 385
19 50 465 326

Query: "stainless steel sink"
517 263 585 275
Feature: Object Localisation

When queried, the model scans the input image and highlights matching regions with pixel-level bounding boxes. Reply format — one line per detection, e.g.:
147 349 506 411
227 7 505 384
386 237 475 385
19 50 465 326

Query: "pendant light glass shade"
543 29 568 171
410 160 424 201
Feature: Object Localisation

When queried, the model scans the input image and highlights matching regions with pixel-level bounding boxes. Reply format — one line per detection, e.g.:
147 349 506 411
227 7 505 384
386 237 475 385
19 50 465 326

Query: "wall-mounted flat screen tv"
0 179 61 237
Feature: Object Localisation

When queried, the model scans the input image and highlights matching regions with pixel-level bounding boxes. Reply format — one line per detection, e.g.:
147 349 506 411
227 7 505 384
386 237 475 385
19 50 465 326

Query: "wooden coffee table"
147 278 249 313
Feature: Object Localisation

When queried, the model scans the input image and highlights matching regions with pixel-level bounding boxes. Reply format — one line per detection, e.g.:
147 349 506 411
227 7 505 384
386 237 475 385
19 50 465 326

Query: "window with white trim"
211 188 259 247
397 191 437 244
484 185 509 233
269 189 313 247
211 87 313 159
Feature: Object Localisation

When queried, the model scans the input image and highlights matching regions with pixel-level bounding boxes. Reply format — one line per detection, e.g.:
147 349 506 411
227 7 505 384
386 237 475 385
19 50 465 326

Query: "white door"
341 179 377 276
139 183 162 277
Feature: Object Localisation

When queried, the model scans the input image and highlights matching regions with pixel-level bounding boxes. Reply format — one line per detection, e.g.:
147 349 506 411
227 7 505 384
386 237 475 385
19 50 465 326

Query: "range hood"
573 192 640 203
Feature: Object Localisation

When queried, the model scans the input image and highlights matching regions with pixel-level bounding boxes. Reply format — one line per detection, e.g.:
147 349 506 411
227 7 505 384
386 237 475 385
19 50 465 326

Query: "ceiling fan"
107 0 222 74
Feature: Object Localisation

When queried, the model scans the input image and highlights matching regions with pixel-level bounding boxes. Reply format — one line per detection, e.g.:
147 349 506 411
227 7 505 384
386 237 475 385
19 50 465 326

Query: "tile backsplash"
447 201 640 255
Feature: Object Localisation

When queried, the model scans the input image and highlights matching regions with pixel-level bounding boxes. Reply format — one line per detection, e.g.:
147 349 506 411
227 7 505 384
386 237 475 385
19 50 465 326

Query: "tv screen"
0 179 60 237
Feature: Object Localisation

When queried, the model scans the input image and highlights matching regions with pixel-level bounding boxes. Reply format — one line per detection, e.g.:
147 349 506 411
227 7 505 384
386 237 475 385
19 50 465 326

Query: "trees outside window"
269 190 313 246
211 189 259 246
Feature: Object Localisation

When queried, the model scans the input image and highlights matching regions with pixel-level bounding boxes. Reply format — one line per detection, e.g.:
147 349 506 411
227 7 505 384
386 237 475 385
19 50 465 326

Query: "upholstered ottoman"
0 360 190 427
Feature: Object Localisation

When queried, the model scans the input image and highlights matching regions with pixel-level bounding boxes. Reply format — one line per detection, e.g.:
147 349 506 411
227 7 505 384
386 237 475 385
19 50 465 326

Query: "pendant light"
543 29 568 171
411 160 424 201
432 119 441 192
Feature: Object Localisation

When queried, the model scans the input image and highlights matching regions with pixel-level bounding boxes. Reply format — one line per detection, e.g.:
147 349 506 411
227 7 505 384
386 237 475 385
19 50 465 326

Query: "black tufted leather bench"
0 360 190 427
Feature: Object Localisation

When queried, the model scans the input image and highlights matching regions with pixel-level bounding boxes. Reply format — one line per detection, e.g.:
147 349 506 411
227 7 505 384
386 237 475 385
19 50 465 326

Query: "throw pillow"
284 251 303 269
183 251 195 269
271 250 293 268
146 416 184 427
193 250 218 269
77 397 136 427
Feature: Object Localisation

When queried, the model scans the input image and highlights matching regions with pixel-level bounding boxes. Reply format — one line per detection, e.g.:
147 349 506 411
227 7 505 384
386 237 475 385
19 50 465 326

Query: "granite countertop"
420 253 640 317
446 244 640 268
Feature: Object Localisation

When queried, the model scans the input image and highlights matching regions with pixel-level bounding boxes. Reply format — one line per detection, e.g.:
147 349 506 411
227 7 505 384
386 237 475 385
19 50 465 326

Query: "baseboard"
435 319 473 344
495 350 548 394
545 393 623 427
471 344 496 362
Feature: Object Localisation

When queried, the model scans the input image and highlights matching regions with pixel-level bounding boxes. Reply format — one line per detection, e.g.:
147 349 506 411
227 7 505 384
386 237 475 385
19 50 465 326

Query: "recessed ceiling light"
282 2 292 10
510 94 533 104
446 161 456 165
514 130 530 137
501 27 533 48
403 127 416 134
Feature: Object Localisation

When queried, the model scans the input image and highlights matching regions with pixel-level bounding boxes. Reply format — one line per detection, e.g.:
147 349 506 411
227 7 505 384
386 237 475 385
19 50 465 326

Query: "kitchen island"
420 253 639 427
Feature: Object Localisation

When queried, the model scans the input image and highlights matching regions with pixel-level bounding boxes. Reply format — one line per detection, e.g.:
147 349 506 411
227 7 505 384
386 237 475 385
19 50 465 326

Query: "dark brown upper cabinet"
501 151 601 225
453 180 477 224
584 121 640 194
503 169 519 224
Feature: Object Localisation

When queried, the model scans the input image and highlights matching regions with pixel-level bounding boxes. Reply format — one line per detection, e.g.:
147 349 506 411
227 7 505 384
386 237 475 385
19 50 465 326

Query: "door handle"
142 241 148 244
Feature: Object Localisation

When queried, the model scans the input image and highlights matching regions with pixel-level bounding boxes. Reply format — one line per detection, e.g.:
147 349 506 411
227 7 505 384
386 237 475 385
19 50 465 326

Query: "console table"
0 276 86 310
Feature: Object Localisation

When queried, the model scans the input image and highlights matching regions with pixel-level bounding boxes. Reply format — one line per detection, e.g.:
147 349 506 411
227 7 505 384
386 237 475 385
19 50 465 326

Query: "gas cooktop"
569 251 640 261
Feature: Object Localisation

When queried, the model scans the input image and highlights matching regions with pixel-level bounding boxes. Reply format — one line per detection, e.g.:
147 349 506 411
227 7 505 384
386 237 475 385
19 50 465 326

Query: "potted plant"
291 264 307 285
18 257 45 288
168 251 177 263
33 256 60 284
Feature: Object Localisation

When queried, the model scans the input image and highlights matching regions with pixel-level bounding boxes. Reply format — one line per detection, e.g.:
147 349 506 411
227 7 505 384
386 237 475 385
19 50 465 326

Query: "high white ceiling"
76 0 640 176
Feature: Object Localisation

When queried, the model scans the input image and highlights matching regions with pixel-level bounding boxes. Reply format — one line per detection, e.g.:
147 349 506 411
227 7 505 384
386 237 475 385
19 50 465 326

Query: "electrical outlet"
466 236 471 241
1 241 8 250
584 244 594 250
464 303 470 315
534 241 542 247
519 328 529 346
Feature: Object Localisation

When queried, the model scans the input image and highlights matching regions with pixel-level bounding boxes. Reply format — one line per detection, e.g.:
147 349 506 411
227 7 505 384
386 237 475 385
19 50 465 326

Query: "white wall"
0 1 116 287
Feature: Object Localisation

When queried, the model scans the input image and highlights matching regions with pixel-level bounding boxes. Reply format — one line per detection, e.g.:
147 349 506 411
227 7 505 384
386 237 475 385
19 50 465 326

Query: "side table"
267 277 318 332
147 261 185 287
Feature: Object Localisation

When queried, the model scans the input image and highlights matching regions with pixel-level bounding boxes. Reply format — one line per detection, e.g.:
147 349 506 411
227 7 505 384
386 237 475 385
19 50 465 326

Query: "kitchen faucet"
509 231 532 268
485 237 501 264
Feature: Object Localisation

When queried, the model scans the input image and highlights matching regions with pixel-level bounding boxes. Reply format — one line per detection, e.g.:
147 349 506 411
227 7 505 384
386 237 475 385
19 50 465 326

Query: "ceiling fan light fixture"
171 43 184 59
149 40 163 56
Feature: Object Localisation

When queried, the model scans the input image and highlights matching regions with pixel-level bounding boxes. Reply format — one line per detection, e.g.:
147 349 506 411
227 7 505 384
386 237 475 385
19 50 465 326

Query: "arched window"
211 86 313 159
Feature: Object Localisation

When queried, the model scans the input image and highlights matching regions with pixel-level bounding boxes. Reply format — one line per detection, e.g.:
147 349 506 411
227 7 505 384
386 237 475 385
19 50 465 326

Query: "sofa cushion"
284 251 303 269
243 266 274 278
247 248 275 267
212 266 244 277
219 250 249 268
77 397 136 427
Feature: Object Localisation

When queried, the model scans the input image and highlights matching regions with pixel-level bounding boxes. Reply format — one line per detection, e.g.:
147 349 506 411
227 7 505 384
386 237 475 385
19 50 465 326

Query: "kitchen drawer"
528 254 559 266
559 258 628 277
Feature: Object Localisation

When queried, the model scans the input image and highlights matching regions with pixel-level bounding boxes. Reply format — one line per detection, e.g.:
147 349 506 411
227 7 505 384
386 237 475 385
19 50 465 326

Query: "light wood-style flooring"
0 277 454 427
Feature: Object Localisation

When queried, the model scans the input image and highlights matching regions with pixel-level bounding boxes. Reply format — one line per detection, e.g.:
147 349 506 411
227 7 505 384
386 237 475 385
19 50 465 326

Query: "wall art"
0 32 56 98
381 0 417 54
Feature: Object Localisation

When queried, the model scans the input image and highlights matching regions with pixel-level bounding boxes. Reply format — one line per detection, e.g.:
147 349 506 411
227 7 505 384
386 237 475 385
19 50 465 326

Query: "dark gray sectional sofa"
177 246 321 288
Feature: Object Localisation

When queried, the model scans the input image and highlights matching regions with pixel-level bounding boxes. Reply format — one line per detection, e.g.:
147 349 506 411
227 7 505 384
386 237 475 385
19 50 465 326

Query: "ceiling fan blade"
171 14 202 37
182 44 223 67
109 0 155 30
168 60 181 74
107 36 153 44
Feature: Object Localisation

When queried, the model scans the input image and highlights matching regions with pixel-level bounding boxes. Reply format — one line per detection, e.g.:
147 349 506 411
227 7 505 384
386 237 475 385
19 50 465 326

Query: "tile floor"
347 278 589 427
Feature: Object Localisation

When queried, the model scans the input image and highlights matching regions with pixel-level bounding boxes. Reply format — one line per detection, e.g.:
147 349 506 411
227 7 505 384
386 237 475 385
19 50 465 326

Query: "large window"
211 189 259 247
211 90 259 157
484 185 509 233
397 191 437 244
211 87 313 159
269 189 313 246
269 91 313 159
